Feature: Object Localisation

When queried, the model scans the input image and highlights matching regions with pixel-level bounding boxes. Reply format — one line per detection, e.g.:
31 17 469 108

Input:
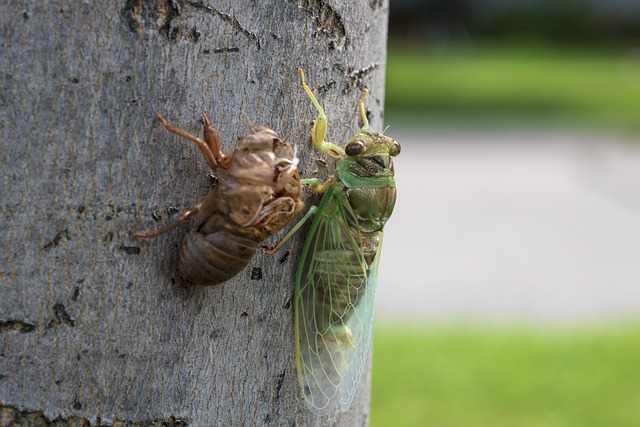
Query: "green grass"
371 323 640 427
385 43 640 130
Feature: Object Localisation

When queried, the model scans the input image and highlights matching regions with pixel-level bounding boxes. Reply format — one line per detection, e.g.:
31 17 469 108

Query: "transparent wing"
294 184 382 415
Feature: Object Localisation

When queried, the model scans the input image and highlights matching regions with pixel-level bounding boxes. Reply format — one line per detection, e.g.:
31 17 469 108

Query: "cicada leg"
156 113 219 168
249 196 305 232
201 114 230 168
267 205 317 255
301 176 335 193
265 175 333 253
298 68 345 160
239 108 257 134
134 204 201 238
358 88 370 130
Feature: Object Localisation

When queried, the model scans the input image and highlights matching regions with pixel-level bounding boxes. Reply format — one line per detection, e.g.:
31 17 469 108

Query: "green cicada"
274 69 400 415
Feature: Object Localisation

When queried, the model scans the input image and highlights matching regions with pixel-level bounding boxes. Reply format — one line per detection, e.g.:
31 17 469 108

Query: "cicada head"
336 130 400 187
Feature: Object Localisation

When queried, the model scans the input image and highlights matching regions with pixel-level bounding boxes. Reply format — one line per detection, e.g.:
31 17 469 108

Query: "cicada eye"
389 140 401 157
345 140 365 156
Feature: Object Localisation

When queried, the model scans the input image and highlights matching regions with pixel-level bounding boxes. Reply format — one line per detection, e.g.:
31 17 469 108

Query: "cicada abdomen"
136 114 304 286
307 206 387 339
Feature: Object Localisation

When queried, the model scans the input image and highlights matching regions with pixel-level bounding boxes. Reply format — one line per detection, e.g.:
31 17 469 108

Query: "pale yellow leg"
358 88 369 130
298 68 344 160
301 176 335 193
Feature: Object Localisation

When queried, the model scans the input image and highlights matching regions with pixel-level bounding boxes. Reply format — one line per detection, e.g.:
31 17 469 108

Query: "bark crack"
121 0 260 48
0 405 189 426
0 319 35 334
345 63 380 92
43 229 70 251
286 0 347 50
47 302 76 328
121 0 184 42
186 1 261 48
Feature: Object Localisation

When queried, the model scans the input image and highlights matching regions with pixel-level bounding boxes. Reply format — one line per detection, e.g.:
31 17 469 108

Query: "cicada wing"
338 235 381 412
294 185 381 415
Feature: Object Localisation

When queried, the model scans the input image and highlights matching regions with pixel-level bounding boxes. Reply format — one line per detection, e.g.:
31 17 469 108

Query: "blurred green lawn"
371 323 640 427
385 42 640 130
373 41 640 426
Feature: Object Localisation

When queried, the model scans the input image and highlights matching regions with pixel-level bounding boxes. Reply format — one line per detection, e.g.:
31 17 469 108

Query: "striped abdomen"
179 228 258 286
313 230 381 330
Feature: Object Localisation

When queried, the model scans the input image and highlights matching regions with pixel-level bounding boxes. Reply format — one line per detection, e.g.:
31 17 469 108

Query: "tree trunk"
0 1 389 425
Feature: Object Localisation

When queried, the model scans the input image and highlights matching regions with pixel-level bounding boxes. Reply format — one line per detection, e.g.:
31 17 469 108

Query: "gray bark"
0 1 389 425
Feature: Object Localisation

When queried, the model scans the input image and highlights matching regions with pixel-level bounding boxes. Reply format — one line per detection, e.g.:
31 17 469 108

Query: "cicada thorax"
344 185 397 234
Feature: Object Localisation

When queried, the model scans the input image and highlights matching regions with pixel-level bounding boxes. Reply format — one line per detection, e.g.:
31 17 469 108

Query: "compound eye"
345 140 365 156
389 140 401 157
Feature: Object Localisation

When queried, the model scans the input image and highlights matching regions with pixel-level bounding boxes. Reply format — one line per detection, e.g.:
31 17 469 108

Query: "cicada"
136 113 304 286
274 69 400 415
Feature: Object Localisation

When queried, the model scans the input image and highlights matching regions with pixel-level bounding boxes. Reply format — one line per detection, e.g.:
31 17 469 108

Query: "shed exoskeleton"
135 113 304 286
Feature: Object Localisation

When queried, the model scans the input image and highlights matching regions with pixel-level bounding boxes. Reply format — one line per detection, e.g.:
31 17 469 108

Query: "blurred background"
372 1 640 426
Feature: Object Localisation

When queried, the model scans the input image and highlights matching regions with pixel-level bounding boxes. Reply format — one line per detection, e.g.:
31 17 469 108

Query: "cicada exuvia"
136 113 304 286
274 69 400 415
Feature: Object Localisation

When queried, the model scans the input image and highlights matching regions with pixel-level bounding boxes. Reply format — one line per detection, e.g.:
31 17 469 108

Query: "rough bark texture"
0 1 389 425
